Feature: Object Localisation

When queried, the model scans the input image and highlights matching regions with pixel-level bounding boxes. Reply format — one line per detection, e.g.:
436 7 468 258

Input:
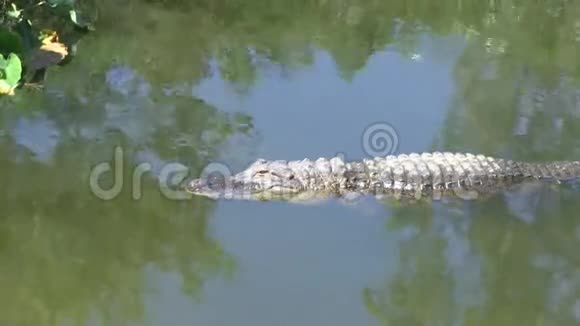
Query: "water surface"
1 1 580 325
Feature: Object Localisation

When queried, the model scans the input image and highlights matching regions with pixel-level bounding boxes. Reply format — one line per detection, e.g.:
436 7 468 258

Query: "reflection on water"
1 0 580 325
0 61 248 325
365 187 580 326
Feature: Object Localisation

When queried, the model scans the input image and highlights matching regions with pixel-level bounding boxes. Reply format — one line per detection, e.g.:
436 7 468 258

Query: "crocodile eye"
288 175 295 180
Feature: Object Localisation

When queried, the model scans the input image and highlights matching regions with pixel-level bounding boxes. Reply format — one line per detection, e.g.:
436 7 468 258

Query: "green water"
1 1 580 325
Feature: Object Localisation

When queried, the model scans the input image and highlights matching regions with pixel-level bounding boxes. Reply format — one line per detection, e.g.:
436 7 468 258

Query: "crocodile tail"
531 161 580 181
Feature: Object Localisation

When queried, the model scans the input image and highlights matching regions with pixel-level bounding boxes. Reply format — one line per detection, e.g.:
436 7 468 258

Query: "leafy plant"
0 0 95 96
0 53 22 95
6 3 23 20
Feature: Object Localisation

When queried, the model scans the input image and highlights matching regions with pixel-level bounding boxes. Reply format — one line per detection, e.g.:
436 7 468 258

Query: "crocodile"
184 152 580 202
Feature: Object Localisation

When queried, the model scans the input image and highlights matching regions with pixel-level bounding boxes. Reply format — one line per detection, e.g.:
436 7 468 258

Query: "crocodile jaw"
185 175 306 200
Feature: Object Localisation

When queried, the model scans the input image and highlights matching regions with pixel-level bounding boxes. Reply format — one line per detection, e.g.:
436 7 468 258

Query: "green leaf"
69 9 78 24
69 9 95 31
4 53 22 84
7 3 23 19
0 53 22 95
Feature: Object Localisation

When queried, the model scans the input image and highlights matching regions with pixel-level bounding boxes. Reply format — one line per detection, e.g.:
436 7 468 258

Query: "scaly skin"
185 152 580 202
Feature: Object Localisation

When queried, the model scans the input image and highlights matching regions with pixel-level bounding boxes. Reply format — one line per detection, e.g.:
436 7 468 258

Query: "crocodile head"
185 159 309 200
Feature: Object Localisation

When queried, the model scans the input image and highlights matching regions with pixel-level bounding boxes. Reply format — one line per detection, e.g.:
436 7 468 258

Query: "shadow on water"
1 0 580 325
